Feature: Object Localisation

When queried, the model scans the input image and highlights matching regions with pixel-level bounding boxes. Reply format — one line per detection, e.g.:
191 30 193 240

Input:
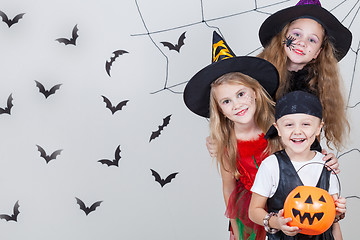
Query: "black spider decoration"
283 34 296 51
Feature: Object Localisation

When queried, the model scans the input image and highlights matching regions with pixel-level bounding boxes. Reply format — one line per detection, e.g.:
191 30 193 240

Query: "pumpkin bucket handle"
296 161 342 197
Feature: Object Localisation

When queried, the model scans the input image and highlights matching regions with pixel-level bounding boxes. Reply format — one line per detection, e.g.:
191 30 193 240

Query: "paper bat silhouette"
160 31 186 52
56 24 79 45
149 114 172 142
101 96 129 115
150 169 178 188
0 200 20 222
0 10 25 28
75 197 102 215
105 50 129 77
36 145 63 163
35 80 62 99
0 94 13 115
98 145 121 167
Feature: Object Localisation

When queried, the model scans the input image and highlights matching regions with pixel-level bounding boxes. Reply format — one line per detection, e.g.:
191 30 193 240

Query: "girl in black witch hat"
184 31 279 240
257 0 352 151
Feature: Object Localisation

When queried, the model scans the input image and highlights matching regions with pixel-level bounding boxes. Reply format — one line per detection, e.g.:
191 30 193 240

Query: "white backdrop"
0 0 358 239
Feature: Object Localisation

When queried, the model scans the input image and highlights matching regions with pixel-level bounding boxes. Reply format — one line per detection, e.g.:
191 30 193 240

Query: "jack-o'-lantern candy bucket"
283 186 336 235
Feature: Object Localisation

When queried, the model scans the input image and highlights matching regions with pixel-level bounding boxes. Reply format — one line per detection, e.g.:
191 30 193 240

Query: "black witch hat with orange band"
183 31 279 118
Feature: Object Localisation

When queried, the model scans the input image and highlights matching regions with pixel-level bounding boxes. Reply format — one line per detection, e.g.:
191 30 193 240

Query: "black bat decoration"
56 24 79 45
105 50 129 77
0 200 20 222
0 94 14 115
150 169 179 188
149 114 171 142
36 145 63 163
75 197 102 216
0 10 25 28
0 94 13 115
98 145 121 167
101 96 129 115
160 31 186 52
35 80 62 99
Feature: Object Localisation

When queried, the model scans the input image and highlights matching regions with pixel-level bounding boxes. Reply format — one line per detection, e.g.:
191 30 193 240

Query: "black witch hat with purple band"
259 0 352 61
183 31 279 118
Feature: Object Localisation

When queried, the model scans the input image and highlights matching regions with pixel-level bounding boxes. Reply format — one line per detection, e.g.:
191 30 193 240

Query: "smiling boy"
248 91 346 240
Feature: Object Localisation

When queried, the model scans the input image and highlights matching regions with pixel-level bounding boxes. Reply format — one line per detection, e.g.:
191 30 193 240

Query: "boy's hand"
333 195 346 215
277 209 301 236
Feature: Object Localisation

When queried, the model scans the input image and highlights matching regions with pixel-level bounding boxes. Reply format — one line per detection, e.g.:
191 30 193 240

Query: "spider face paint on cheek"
283 34 297 51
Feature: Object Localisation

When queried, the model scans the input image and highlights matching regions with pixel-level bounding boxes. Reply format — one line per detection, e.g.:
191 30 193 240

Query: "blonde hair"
258 21 349 151
209 72 275 174
265 135 282 155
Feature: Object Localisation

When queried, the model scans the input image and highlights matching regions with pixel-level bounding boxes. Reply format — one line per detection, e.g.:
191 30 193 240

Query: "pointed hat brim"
183 55 279 118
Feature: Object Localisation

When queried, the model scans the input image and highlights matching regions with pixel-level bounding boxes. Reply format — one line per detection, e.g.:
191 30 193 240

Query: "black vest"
266 150 334 240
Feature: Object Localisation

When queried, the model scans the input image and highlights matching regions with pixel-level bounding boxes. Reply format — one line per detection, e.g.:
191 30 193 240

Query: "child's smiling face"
274 113 323 157
213 83 256 126
284 18 324 71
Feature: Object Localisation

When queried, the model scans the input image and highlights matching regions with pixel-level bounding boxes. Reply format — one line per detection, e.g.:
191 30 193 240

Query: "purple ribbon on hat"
296 0 321 6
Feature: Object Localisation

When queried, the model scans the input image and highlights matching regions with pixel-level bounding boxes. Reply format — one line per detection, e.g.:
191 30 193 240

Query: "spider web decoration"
333 0 360 108
133 2 360 138
329 0 360 219
346 195 360 199
333 0 360 168
132 0 360 98
0 1 359 239
132 0 295 94
338 148 360 159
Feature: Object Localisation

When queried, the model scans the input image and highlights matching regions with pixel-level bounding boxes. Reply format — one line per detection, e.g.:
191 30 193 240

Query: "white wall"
0 0 358 239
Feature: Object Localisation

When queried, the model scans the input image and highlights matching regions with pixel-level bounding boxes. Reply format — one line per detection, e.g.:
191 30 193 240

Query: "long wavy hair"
258 21 349 151
209 72 275 175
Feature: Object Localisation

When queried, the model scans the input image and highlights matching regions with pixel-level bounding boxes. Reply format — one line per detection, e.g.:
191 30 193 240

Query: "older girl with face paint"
257 0 352 151
249 91 346 240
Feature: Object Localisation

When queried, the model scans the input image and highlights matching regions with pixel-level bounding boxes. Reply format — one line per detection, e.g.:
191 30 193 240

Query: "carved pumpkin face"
283 186 336 235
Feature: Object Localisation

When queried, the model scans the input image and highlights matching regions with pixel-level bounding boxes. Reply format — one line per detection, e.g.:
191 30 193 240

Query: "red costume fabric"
226 133 268 240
